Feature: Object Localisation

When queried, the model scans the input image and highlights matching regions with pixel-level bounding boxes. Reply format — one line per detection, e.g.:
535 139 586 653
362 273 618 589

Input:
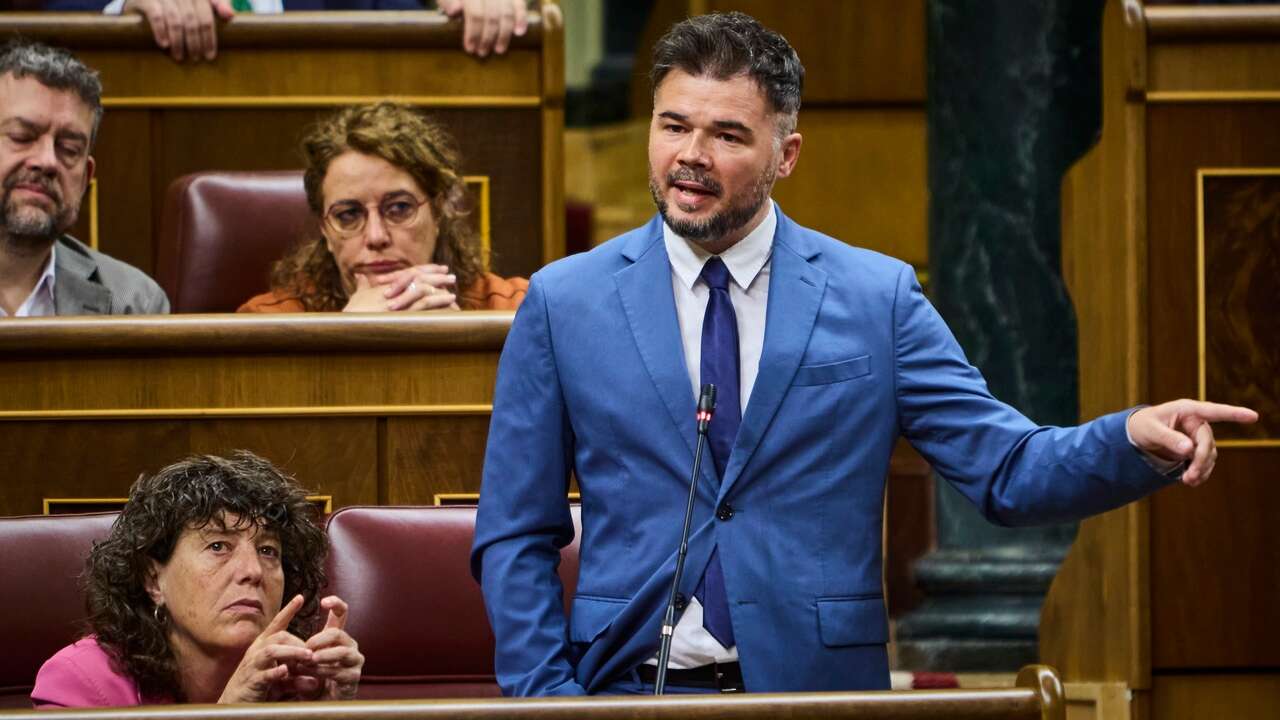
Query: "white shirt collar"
663 201 776 292
2 243 57 318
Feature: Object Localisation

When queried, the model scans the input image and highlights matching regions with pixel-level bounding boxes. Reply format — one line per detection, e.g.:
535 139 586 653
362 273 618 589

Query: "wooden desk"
0 314 510 516
0 12 565 280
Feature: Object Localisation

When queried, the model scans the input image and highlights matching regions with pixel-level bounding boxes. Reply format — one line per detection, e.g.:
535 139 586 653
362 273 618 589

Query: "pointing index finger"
265 594 305 636
1184 401 1258 425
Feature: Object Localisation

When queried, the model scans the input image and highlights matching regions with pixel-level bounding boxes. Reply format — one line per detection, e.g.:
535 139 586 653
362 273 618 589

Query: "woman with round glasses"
238 102 527 313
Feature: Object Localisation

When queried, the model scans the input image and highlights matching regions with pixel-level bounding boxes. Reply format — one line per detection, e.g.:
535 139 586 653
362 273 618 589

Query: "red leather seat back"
324 505 580 699
157 171 313 313
0 513 118 708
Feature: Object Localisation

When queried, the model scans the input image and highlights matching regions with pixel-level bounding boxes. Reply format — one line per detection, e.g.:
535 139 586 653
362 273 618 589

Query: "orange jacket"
238 272 529 313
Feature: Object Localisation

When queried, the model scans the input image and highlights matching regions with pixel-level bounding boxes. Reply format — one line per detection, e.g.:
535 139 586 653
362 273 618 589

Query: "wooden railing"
0 666 1065 720
0 314 512 516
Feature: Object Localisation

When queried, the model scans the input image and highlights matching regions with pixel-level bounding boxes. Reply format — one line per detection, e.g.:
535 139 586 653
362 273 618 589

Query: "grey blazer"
53 236 170 315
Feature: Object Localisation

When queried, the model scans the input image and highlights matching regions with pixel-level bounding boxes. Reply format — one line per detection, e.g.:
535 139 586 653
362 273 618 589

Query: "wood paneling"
80 50 541 100
0 315 508 516
1043 2 1280 706
1063 682 1133 720
1150 454 1280 668
1145 103 1280 669
385 416 491 505
0 12 549 50
773 109 927 266
700 0 926 104
1151 674 1280 720
1149 43 1280 95
0 418 377 517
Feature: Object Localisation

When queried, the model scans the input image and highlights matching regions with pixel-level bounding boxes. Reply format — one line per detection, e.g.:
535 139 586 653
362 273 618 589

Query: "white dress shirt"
645 201 777 669
0 244 57 318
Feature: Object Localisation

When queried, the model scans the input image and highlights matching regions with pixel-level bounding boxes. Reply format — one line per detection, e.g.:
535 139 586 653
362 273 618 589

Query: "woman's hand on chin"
218 595 311 704
301 595 364 701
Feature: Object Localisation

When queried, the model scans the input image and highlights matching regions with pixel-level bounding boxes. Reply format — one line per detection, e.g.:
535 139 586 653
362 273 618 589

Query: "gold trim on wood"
465 175 491 269
43 497 127 515
101 96 542 109
434 492 479 505
1148 91 1280 104
0 405 493 421
1196 167 1280 447
44 495 334 515
433 491 579 506
88 178 99 251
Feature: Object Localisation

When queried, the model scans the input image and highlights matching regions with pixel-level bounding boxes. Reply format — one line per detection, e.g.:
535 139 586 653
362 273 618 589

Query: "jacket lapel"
718 211 826 499
53 238 111 315
612 217 716 487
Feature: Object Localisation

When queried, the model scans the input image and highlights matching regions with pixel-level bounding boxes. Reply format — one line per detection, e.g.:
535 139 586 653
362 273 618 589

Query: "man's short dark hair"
649 12 804 136
0 38 103 146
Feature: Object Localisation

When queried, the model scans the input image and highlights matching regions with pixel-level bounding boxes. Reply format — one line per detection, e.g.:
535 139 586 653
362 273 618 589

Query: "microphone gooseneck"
654 383 717 695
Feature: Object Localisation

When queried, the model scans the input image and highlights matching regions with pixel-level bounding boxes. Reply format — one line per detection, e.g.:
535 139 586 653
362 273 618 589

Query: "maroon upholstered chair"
324 505 581 699
156 171 313 313
0 512 118 708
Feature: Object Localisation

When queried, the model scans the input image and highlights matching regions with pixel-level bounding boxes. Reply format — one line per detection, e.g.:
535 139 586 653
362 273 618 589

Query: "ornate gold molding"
1196 167 1280 447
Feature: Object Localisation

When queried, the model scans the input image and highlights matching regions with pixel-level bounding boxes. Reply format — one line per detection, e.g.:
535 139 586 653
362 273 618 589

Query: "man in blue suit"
471 11 1257 696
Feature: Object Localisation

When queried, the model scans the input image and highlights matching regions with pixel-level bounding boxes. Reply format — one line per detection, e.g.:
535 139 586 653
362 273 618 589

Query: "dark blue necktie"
695 256 738 647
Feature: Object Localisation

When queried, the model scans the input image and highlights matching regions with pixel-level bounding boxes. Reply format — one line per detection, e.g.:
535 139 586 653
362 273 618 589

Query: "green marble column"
896 0 1104 671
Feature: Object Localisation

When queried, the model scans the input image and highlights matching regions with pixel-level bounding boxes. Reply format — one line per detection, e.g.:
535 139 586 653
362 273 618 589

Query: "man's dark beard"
0 171 69 251
649 165 774 245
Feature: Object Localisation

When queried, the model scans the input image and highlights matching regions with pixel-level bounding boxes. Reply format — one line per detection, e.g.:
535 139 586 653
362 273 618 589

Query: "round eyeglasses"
323 194 428 237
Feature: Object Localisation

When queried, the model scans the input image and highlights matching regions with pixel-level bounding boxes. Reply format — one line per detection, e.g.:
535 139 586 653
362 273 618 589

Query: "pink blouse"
31 637 163 708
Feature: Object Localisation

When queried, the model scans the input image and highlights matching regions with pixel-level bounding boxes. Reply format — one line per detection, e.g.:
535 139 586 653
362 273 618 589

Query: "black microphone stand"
654 383 716 695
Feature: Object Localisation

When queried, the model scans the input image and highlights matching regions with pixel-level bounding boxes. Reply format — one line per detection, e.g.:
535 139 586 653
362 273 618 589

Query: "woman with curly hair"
238 102 528 313
31 452 363 707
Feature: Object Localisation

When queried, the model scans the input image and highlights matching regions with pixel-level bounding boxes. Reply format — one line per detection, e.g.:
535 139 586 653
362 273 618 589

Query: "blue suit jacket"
471 209 1172 696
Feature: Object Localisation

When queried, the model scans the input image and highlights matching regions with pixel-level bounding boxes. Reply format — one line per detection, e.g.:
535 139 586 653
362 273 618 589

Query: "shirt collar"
664 201 776 292
39 242 57 297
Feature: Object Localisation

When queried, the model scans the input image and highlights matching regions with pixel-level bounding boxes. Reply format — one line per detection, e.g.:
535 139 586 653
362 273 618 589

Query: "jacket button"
716 503 734 521
674 593 688 611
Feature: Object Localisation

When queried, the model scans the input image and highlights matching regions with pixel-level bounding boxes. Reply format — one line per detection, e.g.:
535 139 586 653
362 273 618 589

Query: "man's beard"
0 170 72 252
648 163 775 246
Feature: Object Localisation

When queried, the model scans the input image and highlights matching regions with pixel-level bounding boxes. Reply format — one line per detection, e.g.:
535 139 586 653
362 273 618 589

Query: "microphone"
654 383 716 695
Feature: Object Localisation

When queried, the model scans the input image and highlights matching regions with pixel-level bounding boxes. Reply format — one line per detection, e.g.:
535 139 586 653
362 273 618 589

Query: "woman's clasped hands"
219 595 364 704
343 264 460 313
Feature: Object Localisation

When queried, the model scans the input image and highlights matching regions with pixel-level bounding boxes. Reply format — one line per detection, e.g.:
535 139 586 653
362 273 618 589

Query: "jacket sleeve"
890 264 1175 526
470 273 585 696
